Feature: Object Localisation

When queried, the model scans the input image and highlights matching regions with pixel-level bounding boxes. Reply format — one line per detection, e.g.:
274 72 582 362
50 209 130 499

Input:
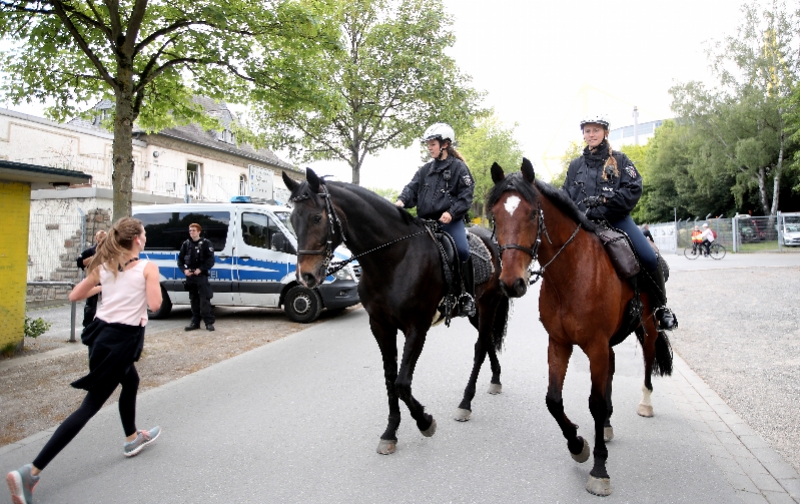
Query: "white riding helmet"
423 123 455 144
580 113 610 130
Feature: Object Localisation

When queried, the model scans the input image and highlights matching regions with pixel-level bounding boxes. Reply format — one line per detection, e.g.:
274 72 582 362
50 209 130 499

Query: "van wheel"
147 285 172 319
285 286 322 323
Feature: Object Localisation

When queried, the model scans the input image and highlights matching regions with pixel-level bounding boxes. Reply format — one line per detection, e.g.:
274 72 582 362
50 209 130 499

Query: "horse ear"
306 167 322 193
491 162 505 184
282 171 299 192
521 157 535 183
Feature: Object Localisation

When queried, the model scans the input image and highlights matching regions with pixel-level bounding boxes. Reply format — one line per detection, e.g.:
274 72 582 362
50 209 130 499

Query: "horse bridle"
494 199 582 284
294 183 427 276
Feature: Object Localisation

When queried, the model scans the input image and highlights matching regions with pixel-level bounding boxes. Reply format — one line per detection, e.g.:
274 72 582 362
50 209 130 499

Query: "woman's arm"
69 269 101 302
144 262 163 312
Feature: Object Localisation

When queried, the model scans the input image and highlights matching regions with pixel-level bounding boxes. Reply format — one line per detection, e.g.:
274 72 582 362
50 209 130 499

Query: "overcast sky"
5 0 747 190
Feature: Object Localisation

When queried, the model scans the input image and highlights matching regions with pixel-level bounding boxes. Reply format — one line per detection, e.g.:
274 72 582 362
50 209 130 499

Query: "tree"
548 140 582 189
670 0 799 216
457 114 523 219
0 0 330 219
253 0 485 186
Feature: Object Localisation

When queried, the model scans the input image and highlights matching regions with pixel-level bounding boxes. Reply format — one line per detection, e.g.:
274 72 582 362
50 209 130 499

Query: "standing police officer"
178 223 216 331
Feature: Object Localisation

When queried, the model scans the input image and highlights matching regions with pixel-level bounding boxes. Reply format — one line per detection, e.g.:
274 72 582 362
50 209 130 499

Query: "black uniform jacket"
562 145 642 222
177 237 215 277
77 245 97 270
398 156 474 221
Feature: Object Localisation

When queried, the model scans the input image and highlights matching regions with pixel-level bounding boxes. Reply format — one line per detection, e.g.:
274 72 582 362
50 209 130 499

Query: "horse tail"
653 330 674 377
492 296 510 352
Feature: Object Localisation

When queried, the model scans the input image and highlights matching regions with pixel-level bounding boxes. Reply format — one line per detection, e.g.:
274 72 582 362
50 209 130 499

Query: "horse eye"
313 214 322 224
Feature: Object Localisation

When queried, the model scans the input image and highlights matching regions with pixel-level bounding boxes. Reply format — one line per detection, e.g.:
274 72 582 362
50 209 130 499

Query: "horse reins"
495 201 582 285
296 183 428 276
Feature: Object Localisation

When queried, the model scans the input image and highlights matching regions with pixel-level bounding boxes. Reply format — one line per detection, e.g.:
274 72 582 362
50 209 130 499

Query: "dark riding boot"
643 263 677 330
457 258 476 318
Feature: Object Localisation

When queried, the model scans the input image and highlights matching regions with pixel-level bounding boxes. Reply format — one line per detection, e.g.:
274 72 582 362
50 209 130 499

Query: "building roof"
69 97 298 173
0 160 91 190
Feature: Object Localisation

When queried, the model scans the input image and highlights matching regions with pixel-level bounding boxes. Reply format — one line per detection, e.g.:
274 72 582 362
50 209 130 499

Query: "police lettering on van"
132 198 360 323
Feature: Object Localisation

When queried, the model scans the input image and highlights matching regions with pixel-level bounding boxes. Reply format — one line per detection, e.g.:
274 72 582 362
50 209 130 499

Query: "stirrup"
656 307 678 330
458 294 476 318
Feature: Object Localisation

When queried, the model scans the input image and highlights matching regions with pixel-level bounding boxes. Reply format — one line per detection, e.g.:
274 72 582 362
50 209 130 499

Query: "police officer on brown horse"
178 223 216 331
563 114 677 330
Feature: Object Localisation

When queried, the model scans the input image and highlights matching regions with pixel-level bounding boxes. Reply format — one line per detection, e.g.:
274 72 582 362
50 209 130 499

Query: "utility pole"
632 106 639 146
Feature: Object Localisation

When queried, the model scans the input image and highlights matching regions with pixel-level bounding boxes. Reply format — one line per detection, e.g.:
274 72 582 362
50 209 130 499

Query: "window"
239 174 247 196
241 212 282 250
134 211 230 251
187 162 201 193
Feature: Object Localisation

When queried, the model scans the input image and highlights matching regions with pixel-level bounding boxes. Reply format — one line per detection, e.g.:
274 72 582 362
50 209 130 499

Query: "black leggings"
33 365 140 470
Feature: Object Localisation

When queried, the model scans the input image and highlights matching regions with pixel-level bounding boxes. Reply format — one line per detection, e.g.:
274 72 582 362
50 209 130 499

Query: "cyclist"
700 223 715 256
691 225 703 255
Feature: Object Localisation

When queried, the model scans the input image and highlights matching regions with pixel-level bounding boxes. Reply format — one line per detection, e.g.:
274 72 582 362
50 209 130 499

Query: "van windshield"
273 211 296 238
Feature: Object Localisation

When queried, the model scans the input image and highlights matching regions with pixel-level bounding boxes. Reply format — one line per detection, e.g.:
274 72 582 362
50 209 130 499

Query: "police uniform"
177 237 216 328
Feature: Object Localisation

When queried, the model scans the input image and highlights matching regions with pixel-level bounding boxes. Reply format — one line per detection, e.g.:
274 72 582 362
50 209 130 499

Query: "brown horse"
283 169 510 455
487 159 673 496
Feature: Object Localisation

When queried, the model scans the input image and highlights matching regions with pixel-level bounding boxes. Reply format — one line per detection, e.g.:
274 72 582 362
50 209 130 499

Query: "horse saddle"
594 224 640 278
433 230 495 288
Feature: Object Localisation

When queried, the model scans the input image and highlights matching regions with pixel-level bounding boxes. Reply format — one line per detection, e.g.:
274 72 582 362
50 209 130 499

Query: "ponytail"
87 217 143 277
602 142 620 181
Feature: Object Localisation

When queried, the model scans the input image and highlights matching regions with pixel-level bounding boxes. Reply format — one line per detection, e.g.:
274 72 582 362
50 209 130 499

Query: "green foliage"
457 114 523 218
252 0 486 185
550 141 583 189
0 0 333 218
669 1 799 217
24 316 52 339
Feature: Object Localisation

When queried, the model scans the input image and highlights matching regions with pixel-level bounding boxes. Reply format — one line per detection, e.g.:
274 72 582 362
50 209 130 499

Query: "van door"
233 210 291 307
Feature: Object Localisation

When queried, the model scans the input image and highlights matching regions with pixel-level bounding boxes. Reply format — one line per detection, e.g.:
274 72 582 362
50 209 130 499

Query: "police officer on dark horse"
564 113 677 330
395 123 476 318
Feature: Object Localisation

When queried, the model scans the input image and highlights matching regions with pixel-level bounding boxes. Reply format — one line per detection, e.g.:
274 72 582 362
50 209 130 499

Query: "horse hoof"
454 408 471 422
604 426 614 442
586 476 612 496
571 438 591 463
487 383 502 395
637 404 654 417
421 418 437 437
376 439 396 455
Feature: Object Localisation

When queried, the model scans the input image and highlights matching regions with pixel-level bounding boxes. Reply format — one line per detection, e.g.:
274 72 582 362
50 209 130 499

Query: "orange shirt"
691 230 703 243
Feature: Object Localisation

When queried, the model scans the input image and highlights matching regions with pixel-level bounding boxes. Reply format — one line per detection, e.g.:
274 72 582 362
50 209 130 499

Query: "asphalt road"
3 252 799 503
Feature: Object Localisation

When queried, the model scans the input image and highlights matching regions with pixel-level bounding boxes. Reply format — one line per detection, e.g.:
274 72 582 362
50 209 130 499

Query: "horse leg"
636 325 656 418
545 342 590 463
455 298 500 421
396 327 436 437
371 319 401 455
586 344 613 497
604 347 615 442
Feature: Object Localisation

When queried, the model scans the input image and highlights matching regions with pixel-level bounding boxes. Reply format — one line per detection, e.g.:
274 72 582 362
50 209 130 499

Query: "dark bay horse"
283 169 510 454
487 159 673 496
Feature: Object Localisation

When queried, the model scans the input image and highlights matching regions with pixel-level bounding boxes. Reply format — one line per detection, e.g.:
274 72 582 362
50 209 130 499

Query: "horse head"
488 158 540 298
282 168 344 288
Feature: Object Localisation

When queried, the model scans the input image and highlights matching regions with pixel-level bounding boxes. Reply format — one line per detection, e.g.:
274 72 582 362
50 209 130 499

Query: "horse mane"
486 173 596 232
289 178 419 227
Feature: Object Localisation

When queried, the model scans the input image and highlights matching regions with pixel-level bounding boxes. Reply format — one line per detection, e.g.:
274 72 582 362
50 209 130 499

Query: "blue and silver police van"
131 198 360 323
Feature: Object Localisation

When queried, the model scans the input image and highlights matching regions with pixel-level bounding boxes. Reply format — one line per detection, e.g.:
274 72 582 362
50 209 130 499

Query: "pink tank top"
95 260 149 326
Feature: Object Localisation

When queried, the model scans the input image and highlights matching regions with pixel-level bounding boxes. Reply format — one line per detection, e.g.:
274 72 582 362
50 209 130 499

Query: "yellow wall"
0 180 31 351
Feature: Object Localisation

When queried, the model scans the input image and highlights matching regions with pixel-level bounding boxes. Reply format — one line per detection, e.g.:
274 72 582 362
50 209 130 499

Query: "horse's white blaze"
504 195 521 216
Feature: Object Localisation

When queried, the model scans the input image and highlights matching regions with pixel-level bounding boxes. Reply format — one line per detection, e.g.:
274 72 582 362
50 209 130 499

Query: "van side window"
242 212 281 250
134 211 230 251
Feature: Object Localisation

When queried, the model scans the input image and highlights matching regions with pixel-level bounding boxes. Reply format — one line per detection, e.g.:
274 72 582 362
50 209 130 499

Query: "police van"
131 198 360 323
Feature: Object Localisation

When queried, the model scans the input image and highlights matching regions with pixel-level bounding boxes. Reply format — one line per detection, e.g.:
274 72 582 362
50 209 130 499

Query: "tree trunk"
757 166 770 216
770 136 785 217
112 71 136 221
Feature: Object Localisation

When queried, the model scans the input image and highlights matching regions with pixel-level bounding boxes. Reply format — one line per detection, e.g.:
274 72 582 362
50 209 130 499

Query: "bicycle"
684 242 726 260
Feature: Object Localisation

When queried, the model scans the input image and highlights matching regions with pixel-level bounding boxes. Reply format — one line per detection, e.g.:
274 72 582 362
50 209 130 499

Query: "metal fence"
28 212 84 283
650 213 800 255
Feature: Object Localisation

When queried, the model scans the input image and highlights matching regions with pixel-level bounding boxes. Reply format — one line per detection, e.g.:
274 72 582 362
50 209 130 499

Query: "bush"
24 316 52 339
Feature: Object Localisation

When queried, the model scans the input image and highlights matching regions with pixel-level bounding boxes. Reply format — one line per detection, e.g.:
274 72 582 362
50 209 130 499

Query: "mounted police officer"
178 223 216 331
395 123 476 318
563 113 677 330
